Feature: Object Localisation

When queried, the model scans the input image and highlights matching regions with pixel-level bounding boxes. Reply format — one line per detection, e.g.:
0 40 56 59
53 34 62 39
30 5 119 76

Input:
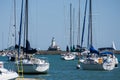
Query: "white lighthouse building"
48 37 60 51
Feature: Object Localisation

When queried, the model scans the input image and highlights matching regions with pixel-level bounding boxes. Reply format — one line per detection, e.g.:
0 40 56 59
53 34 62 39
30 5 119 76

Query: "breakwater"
36 50 120 54
0 50 120 55
37 50 66 55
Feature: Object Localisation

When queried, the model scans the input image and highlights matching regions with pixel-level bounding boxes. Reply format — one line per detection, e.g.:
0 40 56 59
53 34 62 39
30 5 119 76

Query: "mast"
81 0 88 48
88 0 92 47
25 0 28 41
17 1 24 77
73 8 75 47
18 0 24 58
90 0 92 45
77 0 80 47
25 0 28 53
14 0 17 46
70 3 72 51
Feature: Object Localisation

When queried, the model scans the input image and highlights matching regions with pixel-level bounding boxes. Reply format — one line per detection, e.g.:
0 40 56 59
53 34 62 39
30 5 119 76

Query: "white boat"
61 4 76 61
80 58 112 70
80 58 115 70
79 51 118 70
77 0 118 71
15 0 50 74
62 52 76 60
100 51 118 67
0 61 18 80
16 57 49 74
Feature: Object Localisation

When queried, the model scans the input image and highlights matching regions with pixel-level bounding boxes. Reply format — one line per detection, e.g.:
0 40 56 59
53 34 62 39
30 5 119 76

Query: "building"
48 37 60 51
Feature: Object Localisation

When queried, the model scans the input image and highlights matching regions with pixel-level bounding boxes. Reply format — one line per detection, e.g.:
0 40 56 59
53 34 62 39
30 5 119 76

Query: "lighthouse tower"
51 37 56 47
48 37 60 51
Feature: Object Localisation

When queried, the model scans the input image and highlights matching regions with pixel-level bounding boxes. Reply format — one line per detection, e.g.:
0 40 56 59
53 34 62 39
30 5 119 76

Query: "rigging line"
81 0 88 48
7 1 13 48
64 4 69 51
73 8 75 46
7 0 16 48
64 5 67 46
7 23 11 48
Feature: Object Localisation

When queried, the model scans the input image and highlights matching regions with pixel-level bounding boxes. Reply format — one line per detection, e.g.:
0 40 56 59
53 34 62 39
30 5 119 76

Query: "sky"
0 0 120 50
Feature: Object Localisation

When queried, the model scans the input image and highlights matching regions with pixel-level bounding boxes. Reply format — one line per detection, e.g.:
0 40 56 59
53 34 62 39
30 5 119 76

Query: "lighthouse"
48 37 60 51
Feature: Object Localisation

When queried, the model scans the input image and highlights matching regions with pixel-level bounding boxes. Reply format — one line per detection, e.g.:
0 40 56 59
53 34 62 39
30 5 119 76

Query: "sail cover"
23 40 37 54
89 45 99 54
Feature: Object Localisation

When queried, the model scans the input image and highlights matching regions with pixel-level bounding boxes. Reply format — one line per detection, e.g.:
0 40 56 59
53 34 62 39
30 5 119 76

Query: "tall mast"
77 0 80 46
87 0 92 48
81 0 88 48
70 3 72 50
89 0 92 46
18 0 24 58
14 0 16 45
25 0 28 42
25 0 28 54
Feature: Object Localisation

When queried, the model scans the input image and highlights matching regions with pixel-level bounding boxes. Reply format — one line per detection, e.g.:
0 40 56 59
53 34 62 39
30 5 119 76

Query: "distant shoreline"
113 50 120 54
0 50 120 55
37 50 66 55
37 50 120 54
0 50 66 55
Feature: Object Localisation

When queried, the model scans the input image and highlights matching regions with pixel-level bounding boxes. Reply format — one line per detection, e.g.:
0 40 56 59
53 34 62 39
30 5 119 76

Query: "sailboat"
62 3 76 60
2 0 17 61
15 0 49 74
0 61 18 80
77 0 118 70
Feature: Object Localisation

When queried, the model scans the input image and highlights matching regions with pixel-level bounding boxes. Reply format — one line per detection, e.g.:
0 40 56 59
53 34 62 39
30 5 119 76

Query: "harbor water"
1 54 120 80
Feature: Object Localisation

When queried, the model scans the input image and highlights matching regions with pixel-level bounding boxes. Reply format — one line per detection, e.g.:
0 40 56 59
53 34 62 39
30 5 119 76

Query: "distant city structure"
98 41 117 52
48 37 60 51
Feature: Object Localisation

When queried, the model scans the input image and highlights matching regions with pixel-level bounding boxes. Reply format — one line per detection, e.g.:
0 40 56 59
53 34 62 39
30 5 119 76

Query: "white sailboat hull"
80 57 116 71
63 55 75 60
0 71 18 80
19 63 49 74
15 58 50 74
62 53 76 60
0 61 18 80
80 62 114 70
